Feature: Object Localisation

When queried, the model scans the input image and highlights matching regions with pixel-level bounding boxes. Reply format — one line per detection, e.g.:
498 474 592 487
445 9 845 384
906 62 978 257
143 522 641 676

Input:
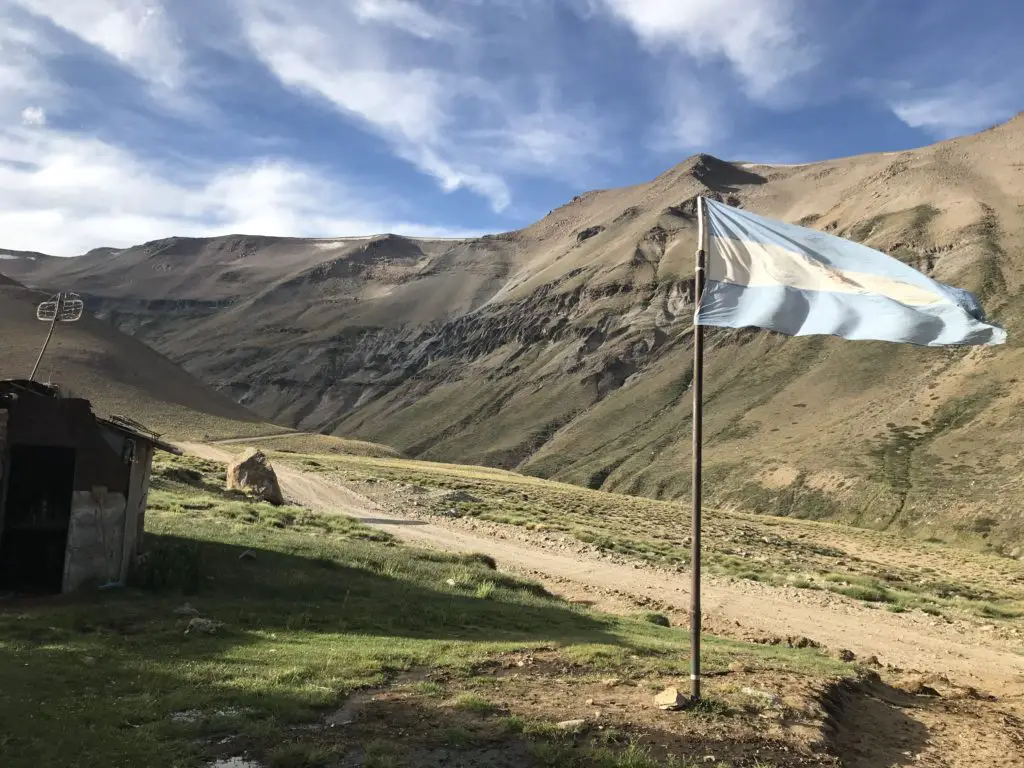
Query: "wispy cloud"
234 0 511 208
353 0 460 40
231 0 612 211
651 76 724 152
0 126 484 255
0 9 62 120
888 82 1019 138
11 0 186 89
1 0 1022 259
594 0 815 99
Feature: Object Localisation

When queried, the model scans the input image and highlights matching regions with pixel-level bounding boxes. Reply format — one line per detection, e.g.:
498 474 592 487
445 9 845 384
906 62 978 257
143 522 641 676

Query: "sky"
0 0 1021 256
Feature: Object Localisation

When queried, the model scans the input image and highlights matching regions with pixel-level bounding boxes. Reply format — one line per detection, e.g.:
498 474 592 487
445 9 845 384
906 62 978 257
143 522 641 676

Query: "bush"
640 612 671 627
462 552 498 570
129 538 202 594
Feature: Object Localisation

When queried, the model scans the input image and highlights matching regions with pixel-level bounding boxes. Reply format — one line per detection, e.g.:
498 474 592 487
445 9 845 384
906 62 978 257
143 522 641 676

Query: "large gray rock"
227 448 284 505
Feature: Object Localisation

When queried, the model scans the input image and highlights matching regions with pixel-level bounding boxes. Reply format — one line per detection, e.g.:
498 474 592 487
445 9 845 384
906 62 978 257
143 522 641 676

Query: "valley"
5 119 1024 551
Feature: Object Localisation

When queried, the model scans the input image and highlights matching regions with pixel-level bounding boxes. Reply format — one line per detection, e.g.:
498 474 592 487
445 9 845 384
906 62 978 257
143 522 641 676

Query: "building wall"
119 441 154 582
0 410 8 540
3 391 132 494
63 488 129 591
0 384 156 592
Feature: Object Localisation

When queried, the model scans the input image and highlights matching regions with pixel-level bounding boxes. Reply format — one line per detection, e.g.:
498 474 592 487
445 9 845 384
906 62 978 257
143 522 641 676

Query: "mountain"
0 274 273 439
6 114 1024 549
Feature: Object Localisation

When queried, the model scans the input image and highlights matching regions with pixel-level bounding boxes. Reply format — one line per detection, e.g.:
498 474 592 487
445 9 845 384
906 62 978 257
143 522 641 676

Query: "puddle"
172 707 251 723
322 671 434 727
207 759 262 768
324 690 376 726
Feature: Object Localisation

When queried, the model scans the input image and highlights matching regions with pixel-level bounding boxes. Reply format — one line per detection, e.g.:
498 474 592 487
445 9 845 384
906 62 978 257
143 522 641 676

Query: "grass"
640 612 671 627
265 450 1024 622
0 454 853 768
453 693 500 714
235 432 403 459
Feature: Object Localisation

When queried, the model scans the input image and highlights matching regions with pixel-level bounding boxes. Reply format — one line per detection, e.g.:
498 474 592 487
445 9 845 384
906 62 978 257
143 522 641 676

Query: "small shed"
0 379 180 594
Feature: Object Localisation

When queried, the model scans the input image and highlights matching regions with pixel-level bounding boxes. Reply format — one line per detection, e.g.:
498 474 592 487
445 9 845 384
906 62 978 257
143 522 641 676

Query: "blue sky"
0 0 1021 255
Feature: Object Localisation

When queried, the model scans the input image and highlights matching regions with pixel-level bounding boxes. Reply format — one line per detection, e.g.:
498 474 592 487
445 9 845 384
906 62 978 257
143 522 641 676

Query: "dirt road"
182 442 1024 696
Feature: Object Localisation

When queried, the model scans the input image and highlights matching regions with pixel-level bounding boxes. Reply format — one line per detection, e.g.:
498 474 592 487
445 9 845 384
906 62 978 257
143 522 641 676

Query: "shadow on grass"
0 532 638 767
189 534 617 643
2 533 619 647
0 638 852 768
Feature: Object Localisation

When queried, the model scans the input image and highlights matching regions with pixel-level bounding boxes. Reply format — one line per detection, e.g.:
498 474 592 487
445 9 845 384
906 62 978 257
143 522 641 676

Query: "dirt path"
181 441 1024 695
210 432 297 445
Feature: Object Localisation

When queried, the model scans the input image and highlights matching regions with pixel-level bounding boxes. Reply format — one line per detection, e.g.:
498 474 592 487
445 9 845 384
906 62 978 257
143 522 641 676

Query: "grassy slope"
268 449 1024 623
232 432 404 459
0 278 279 440
0 454 852 768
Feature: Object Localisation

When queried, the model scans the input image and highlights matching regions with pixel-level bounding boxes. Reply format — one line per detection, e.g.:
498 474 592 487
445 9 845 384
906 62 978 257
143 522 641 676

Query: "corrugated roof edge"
97 417 182 455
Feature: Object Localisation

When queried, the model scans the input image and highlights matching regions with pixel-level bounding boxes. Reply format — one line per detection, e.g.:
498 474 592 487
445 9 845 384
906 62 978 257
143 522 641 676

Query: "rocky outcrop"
226 448 284 505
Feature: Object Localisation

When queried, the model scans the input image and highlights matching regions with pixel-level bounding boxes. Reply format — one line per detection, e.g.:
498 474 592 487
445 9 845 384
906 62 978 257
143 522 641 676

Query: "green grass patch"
0 453 850 767
640 612 671 628
452 692 500 714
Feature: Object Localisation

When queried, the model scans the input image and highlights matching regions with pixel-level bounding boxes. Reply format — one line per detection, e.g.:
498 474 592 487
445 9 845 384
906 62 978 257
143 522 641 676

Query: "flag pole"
690 197 706 701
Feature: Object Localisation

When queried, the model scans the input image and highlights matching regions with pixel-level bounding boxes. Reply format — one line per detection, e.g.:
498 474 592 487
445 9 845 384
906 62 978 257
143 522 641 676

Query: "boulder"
227 448 284 505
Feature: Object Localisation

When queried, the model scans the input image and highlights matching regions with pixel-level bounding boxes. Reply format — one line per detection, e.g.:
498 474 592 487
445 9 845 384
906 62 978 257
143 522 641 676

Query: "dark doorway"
0 446 76 593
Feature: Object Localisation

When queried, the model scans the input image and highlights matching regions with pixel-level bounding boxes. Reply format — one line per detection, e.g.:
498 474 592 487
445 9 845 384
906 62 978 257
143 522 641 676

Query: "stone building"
0 379 180 594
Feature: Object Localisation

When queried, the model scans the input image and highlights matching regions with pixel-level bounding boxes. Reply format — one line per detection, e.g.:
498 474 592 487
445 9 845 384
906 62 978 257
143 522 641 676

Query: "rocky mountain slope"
5 114 1024 549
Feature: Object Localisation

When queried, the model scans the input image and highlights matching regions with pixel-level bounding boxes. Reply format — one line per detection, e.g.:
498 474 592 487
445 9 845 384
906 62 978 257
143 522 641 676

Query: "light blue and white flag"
696 198 1006 346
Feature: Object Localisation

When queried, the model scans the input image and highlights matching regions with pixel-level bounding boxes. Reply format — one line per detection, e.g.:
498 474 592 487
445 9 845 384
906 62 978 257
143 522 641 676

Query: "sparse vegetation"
0 454 854 767
267 449 1024 620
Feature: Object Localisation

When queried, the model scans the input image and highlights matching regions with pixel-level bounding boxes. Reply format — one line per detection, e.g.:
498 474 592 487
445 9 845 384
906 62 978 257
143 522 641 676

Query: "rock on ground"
555 719 587 732
185 617 225 635
226 448 284 505
654 687 686 710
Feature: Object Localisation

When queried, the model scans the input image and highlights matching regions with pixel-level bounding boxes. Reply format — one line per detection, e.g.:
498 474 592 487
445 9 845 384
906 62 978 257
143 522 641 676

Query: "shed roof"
1 378 182 455
97 416 181 455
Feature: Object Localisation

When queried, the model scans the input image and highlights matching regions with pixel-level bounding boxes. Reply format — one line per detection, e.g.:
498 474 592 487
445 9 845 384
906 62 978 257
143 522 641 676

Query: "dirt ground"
181 443 1024 767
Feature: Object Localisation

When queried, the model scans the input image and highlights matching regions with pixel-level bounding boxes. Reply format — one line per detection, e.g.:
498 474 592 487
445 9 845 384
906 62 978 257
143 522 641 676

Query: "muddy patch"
824 675 1024 768
224 659 845 767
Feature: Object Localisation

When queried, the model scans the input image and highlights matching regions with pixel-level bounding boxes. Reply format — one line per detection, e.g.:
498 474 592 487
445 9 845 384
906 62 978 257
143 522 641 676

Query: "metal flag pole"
690 196 707 701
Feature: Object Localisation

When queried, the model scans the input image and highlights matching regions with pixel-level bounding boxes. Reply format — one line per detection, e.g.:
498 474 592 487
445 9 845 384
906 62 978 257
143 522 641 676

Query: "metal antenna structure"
30 291 84 382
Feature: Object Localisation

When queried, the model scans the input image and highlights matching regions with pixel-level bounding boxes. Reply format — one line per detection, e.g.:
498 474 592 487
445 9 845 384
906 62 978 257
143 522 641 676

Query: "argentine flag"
696 198 1006 346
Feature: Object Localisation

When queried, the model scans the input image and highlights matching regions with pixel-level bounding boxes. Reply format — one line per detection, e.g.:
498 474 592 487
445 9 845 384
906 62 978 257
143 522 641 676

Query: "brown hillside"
0 276 274 439
6 114 1024 549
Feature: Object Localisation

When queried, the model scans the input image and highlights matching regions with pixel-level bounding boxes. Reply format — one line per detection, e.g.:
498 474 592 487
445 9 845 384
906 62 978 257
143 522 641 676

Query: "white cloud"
0 13 62 122
652 77 723 151
232 0 609 211
596 0 813 99
20 105 46 125
889 83 1018 138
0 126 484 256
234 0 513 208
353 0 459 40
10 0 185 89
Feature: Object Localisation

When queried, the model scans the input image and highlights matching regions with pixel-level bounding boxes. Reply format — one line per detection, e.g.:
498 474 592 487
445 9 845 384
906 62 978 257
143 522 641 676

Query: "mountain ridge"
5 117 1024 550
